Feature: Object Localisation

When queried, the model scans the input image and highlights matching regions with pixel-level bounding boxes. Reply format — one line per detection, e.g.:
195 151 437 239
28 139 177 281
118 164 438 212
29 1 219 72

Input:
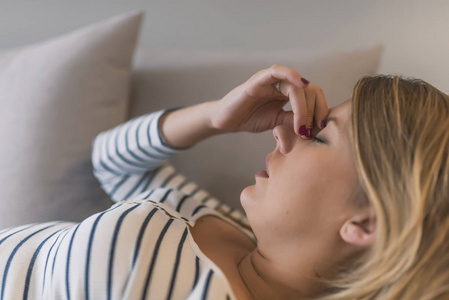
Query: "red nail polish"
306 127 312 138
299 125 307 135
301 78 310 85
321 120 326 129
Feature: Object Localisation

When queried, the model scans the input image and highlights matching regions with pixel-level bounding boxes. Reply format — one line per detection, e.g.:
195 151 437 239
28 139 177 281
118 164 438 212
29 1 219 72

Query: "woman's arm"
159 65 327 146
91 109 191 202
92 65 328 203
91 100 226 204
91 107 251 229
158 100 223 149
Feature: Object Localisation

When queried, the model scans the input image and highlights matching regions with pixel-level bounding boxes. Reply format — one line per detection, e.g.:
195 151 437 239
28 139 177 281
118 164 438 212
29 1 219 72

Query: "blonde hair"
315 75 449 299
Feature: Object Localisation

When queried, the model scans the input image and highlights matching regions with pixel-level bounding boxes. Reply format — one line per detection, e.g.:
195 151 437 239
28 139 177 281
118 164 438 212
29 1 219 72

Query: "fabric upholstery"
0 10 144 228
128 45 384 209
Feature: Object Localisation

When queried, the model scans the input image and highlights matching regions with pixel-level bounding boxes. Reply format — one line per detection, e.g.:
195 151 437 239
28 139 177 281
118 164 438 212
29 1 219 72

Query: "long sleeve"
90 108 251 230
91 108 188 203
0 109 253 300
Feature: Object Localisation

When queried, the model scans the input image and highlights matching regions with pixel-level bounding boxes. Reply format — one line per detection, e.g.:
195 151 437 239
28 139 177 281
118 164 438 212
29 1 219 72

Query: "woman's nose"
273 125 294 155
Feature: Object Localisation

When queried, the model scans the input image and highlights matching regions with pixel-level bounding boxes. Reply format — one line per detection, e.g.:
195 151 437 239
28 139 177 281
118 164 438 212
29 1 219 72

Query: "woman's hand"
208 64 329 137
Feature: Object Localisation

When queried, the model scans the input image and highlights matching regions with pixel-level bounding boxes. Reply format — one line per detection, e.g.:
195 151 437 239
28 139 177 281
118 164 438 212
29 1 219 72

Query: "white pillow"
129 45 384 209
0 10 144 229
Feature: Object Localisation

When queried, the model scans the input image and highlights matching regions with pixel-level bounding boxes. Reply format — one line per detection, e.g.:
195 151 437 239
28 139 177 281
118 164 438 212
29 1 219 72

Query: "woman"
0 65 448 300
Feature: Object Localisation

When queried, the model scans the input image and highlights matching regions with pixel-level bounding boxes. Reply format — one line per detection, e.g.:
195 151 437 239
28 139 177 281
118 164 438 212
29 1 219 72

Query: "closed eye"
311 134 325 144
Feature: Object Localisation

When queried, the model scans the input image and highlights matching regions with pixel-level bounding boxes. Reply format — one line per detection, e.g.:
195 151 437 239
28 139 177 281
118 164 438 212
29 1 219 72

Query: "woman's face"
241 98 362 253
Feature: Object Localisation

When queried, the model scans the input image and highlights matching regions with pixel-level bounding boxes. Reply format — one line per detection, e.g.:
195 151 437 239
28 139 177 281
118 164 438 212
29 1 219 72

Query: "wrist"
158 100 225 149
202 100 225 134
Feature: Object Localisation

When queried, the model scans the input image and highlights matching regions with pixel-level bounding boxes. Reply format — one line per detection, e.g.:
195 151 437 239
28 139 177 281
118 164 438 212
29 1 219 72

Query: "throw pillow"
0 10 144 228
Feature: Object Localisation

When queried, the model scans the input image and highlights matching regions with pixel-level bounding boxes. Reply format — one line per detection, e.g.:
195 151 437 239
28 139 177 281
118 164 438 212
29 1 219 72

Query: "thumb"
274 110 294 128
305 110 315 138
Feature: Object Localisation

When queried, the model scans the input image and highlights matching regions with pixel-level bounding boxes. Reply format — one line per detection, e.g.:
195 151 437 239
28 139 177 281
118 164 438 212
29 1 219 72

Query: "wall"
1 0 448 92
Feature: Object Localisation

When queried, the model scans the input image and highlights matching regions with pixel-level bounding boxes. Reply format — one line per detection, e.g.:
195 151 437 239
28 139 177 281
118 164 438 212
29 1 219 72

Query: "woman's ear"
340 207 376 247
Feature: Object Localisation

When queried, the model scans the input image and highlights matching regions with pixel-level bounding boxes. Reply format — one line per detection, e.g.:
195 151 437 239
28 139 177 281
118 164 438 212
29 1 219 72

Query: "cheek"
240 150 358 240
268 155 326 201
258 167 319 235
264 155 349 226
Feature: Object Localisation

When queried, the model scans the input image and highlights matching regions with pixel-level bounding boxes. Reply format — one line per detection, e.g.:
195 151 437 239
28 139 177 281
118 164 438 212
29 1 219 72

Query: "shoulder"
190 215 256 253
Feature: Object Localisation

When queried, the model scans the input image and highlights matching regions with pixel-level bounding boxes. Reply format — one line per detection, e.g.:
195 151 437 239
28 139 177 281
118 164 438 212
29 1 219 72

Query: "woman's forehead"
324 99 353 144
328 99 352 127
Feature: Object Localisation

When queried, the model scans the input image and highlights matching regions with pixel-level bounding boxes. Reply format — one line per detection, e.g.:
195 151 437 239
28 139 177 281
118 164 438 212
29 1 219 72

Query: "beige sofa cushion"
0 10 144 229
129 45 384 209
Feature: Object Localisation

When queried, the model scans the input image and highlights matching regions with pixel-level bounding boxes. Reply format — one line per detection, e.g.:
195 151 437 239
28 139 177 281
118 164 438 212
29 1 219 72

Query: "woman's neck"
236 248 318 300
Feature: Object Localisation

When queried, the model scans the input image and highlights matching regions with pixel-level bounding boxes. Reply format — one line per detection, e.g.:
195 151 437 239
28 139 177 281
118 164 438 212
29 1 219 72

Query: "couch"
0 10 383 229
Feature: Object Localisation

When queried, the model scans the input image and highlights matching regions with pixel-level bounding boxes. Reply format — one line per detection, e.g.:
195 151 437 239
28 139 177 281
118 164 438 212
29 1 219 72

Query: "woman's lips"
265 154 270 176
255 170 269 178
255 154 270 178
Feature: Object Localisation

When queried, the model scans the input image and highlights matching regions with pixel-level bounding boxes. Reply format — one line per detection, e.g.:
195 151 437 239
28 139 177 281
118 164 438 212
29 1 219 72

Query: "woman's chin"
240 184 257 209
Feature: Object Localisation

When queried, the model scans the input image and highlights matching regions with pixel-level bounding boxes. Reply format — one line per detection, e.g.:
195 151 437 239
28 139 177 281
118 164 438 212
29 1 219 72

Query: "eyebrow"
325 115 342 136
326 116 338 127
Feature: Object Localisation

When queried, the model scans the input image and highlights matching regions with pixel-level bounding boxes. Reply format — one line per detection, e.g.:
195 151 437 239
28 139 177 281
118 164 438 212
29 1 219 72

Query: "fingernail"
306 127 312 138
301 78 310 85
299 125 307 136
321 120 326 129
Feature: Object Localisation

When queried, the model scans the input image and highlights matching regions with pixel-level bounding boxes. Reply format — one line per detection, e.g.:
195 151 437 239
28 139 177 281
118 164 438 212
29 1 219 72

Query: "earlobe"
340 215 376 247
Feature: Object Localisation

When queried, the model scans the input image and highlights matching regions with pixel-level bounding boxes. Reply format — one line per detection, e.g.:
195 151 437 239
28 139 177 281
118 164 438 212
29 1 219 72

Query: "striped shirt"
0 108 256 300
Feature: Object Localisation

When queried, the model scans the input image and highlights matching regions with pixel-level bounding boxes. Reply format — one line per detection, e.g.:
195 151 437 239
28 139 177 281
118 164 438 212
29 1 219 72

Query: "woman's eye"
311 134 325 144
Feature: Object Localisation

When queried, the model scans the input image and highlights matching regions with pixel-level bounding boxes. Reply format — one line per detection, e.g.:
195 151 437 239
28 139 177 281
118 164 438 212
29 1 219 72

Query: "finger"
312 85 329 129
285 84 308 136
304 86 317 137
254 64 309 90
274 110 294 128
